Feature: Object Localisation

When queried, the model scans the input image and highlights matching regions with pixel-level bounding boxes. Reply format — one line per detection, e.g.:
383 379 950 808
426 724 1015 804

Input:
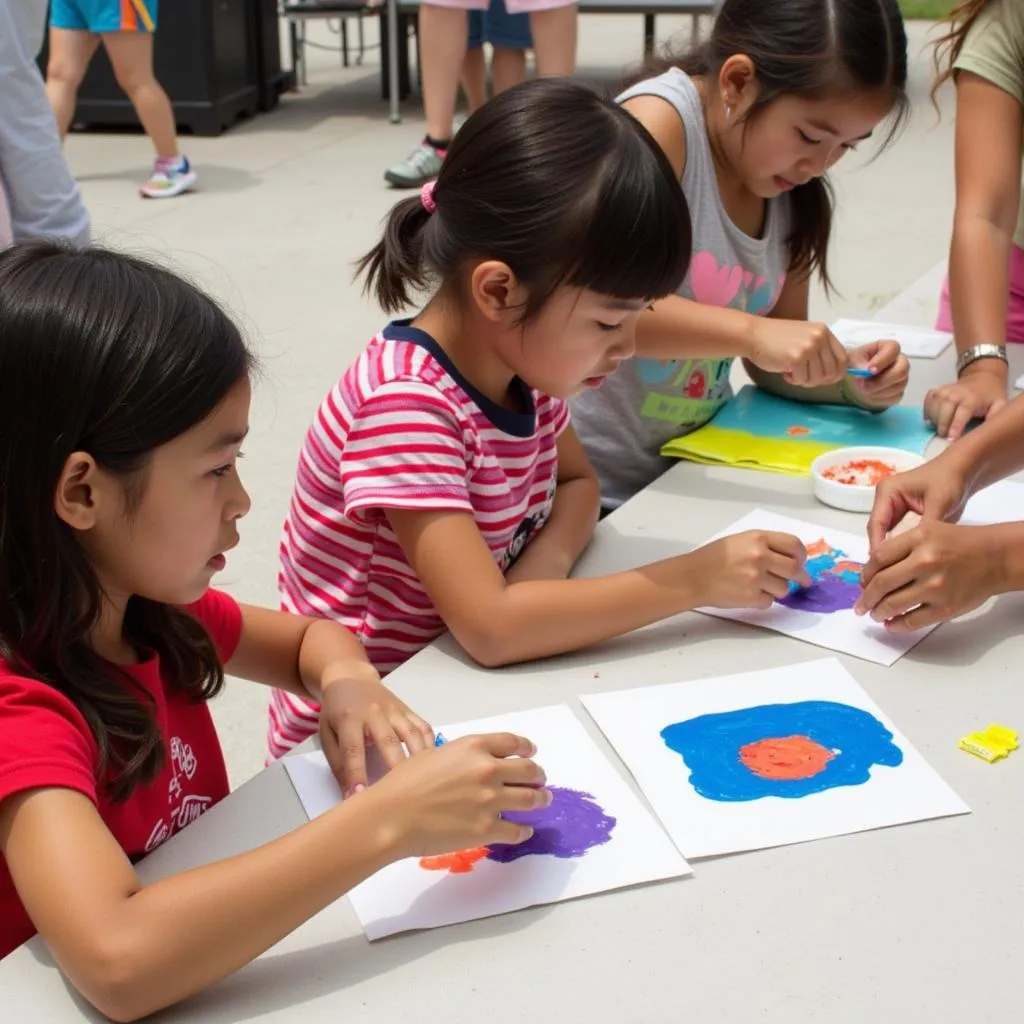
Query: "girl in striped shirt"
271 78 812 765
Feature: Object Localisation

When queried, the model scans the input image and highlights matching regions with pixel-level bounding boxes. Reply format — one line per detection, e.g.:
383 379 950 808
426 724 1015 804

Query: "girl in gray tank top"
571 0 913 511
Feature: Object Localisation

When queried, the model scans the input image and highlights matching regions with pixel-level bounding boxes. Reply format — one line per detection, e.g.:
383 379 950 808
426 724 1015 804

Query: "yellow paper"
661 425 839 477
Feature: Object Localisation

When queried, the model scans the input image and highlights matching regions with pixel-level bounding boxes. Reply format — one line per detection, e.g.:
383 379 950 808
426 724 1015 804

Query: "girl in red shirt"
0 242 548 1020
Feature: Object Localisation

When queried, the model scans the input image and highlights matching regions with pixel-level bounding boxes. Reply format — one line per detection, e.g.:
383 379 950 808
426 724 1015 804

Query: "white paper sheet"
830 319 953 359
960 479 1024 526
284 704 690 940
582 659 969 859
698 509 938 665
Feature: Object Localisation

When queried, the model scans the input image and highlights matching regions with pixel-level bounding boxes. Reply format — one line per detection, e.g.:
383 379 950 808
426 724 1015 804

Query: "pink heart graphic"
689 252 745 308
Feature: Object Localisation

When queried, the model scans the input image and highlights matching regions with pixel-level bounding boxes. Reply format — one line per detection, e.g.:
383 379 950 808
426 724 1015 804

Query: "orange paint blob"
419 847 490 874
806 538 832 558
786 425 812 436
821 458 897 487
738 735 835 781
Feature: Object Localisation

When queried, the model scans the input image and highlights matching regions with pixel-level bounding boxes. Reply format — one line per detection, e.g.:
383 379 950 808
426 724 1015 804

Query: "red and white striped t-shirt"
268 322 568 758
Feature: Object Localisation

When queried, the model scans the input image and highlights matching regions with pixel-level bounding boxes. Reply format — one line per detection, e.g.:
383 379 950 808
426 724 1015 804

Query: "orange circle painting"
738 735 835 780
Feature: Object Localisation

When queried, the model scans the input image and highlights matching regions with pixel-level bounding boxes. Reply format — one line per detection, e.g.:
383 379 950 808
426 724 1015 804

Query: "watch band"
956 342 1008 376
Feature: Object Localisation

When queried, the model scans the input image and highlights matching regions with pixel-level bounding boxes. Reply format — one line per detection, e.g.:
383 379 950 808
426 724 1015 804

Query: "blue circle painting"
660 701 904 802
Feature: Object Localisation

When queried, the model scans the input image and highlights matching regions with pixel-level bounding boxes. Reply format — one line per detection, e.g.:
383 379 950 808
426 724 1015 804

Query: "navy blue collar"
383 320 536 438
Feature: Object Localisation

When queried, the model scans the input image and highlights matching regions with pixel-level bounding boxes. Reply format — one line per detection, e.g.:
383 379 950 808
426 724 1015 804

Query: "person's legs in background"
0 0 89 245
101 29 194 197
461 13 488 114
98 0 195 198
384 0 477 188
486 0 532 95
522 0 577 76
45 27 100 136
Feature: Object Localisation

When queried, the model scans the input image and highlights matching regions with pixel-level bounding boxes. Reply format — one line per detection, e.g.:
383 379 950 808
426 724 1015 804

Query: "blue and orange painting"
660 701 903 802
419 786 617 874
778 539 864 614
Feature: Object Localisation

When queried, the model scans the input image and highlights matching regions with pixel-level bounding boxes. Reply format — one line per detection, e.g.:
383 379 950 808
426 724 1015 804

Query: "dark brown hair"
0 243 254 801
358 77 692 321
640 0 908 291
932 1 991 105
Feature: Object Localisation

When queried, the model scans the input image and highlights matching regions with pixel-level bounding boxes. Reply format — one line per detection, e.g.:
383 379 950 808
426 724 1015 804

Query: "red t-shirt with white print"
0 588 242 960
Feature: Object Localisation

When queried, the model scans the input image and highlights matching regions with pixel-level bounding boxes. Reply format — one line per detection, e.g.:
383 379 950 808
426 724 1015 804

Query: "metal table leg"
387 0 401 123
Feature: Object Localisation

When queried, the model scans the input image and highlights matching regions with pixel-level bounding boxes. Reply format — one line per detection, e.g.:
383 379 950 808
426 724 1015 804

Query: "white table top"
6 345 1024 1023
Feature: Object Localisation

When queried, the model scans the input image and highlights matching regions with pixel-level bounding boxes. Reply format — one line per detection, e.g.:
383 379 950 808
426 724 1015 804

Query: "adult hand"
856 521 1004 631
866 458 972 552
924 363 1008 441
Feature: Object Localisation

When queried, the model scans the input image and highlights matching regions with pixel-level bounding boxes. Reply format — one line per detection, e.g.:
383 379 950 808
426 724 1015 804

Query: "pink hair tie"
420 181 437 214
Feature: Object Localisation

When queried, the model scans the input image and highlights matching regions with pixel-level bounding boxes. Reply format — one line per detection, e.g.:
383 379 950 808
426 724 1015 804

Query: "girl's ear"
718 54 757 111
54 452 101 532
469 260 523 323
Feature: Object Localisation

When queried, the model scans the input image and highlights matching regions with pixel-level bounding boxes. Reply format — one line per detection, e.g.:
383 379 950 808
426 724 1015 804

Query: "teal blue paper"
712 386 934 452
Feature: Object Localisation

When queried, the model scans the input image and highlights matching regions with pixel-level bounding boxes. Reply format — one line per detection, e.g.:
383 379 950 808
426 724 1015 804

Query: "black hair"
358 77 692 320
641 0 908 290
0 242 255 800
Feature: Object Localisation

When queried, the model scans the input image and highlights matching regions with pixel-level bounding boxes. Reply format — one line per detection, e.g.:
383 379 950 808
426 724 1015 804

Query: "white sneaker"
140 156 197 199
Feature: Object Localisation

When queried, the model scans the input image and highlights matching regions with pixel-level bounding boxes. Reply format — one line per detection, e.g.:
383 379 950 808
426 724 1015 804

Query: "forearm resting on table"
460 559 700 667
54 798 396 1021
634 293 755 361
505 476 599 583
743 361 883 411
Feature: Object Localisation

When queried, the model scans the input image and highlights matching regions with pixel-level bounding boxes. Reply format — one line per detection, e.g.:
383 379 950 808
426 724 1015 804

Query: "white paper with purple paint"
283 704 690 940
698 509 939 666
582 659 969 859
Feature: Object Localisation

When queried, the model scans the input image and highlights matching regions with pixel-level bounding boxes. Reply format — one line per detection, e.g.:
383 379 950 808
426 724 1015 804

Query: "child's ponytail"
357 194 433 314
932 0 992 107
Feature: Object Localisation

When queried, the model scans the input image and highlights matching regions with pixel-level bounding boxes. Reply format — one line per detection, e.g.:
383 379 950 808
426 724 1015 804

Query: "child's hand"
846 340 909 408
867 459 971 552
924 366 1008 441
856 522 1004 631
366 733 549 859
319 674 434 797
688 530 810 609
747 318 849 386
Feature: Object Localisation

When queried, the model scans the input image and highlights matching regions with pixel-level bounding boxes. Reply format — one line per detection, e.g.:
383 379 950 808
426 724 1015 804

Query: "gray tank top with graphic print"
571 68 792 510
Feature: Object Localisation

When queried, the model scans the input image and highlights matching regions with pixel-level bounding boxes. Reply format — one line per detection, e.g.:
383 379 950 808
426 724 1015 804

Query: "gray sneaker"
384 140 445 189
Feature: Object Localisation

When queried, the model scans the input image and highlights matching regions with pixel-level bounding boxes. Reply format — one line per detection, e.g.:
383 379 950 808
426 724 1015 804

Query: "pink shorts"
936 242 1024 343
425 0 574 12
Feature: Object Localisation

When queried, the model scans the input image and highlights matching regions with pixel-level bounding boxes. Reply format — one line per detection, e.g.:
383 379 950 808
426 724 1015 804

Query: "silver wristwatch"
956 342 1008 376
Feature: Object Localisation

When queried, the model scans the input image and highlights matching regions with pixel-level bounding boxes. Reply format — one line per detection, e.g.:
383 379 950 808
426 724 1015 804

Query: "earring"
725 104 733 121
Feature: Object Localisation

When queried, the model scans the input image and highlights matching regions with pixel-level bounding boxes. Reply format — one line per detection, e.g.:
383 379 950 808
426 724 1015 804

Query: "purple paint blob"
485 785 616 863
778 573 860 613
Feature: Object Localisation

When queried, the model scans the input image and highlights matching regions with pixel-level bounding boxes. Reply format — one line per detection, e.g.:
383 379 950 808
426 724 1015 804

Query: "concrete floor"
64 15 954 787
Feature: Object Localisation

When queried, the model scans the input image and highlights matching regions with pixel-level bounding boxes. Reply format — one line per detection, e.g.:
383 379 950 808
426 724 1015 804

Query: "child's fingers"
392 713 430 756
764 549 810 589
362 706 407 770
475 732 538 760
